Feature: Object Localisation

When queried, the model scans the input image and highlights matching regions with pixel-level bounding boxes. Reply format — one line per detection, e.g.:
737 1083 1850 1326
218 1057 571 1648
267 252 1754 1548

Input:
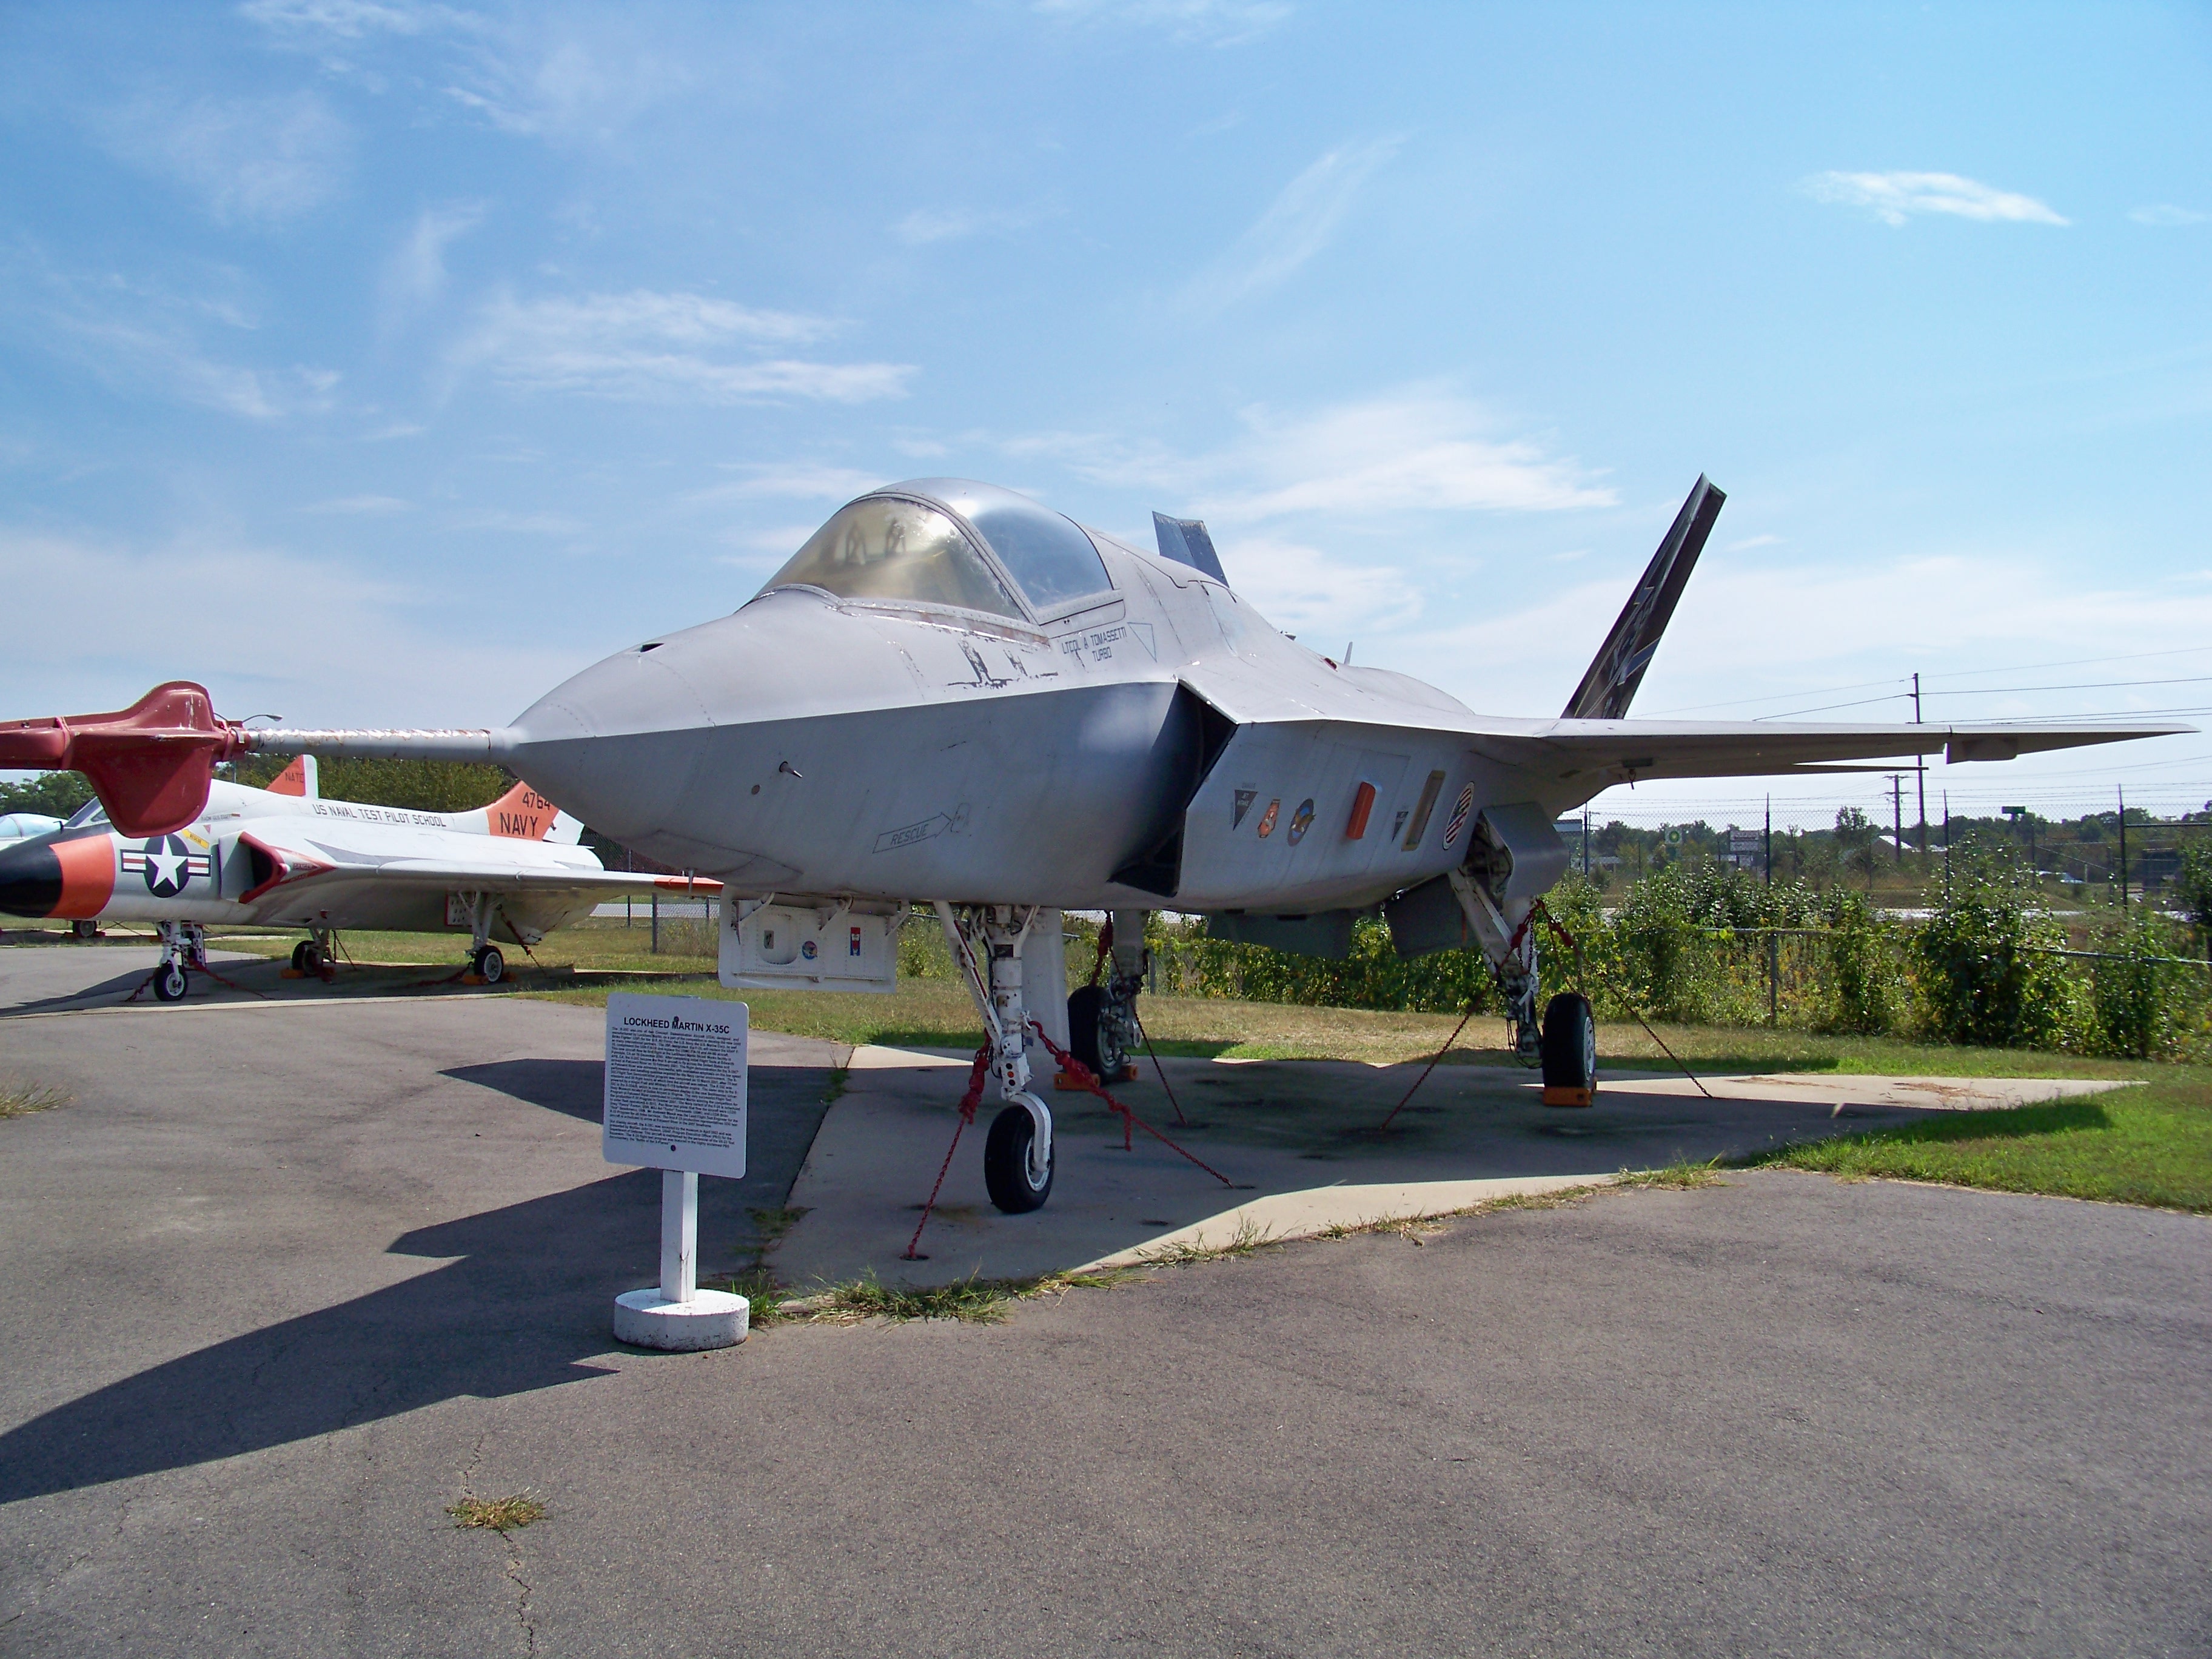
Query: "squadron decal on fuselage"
1255 799 1280 839
1232 789 1257 828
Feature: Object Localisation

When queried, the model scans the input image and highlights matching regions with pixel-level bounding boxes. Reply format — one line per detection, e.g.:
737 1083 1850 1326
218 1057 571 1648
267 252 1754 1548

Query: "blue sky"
4 1 2208 828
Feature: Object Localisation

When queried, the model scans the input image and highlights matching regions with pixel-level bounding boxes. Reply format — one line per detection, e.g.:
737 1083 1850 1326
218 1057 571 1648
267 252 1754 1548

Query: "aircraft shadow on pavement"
0 1172 663 1506
0 964 161 1017
0 1061 843 1506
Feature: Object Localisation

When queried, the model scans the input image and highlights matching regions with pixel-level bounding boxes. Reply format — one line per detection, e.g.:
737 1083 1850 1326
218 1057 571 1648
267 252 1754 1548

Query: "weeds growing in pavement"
447 1495 545 1532
0 1082 68 1120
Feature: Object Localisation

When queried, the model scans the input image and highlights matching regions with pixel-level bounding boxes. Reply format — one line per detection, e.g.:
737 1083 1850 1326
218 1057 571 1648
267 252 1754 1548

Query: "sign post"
603 992 750 1350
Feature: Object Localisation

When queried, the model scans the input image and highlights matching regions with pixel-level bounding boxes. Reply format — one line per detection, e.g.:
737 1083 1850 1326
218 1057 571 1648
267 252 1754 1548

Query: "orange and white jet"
0 756 715 1000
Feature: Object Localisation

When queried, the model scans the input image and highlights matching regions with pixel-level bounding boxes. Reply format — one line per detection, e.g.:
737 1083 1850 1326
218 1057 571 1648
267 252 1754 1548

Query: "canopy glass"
760 480 1113 620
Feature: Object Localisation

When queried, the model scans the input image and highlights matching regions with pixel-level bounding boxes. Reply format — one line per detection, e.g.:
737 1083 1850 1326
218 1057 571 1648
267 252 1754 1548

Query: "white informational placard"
602 993 748 1179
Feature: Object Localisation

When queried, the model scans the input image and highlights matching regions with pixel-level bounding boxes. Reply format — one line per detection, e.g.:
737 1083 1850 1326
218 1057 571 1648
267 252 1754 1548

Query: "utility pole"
1943 792 1951 899
1583 808 1590 878
1763 795 1772 888
2118 786 2129 913
1912 671 1928 857
1888 774 1905 865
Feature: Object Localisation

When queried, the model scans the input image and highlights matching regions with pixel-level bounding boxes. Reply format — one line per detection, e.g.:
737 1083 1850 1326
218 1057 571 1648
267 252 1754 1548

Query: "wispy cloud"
306 494 410 514
238 0 466 39
1210 534 1423 636
893 206 1046 246
0 525 568 728
692 464 887 502
452 290 914 404
1205 392 1612 518
0 244 338 420
1801 170 2068 227
1183 136 1402 311
1032 0 1292 47
446 508 586 535
97 90 351 224
2131 203 2206 227
1017 388 1610 521
377 203 482 333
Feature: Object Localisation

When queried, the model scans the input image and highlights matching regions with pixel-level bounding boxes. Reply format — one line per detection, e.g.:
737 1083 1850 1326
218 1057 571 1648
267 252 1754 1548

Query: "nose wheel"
982 1104 1054 1212
470 944 504 984
152 960 189 1001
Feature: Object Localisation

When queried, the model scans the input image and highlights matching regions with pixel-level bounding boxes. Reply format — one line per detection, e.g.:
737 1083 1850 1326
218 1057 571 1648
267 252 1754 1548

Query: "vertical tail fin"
1151 512 1228 583
266 754 319 799
1561 476 1724 720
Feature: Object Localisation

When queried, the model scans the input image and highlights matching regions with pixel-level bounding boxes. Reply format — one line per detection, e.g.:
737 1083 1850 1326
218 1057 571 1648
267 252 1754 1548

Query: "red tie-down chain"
1026 1017 1235 1186
902 1043 994 1261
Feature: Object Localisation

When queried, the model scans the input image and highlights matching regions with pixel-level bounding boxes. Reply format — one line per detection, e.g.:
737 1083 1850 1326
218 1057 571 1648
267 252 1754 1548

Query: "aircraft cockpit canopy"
759 479 1114 623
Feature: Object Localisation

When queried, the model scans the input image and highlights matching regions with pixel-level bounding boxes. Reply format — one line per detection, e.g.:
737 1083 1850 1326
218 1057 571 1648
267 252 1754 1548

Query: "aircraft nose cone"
0 840 62 918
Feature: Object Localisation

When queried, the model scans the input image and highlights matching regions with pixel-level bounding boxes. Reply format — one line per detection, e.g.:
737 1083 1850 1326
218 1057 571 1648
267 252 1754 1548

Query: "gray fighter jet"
0 476 2182 1210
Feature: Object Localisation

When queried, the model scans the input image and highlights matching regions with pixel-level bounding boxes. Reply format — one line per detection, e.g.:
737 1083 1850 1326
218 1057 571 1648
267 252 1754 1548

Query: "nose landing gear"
937 902 1055 1213
150 920 207 1002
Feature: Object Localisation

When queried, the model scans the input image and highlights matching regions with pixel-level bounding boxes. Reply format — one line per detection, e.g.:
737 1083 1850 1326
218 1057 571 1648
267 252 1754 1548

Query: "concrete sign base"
612 1285 749 1351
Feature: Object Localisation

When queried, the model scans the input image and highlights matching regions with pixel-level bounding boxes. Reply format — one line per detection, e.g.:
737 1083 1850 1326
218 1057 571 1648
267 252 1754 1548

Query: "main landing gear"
288 925 338 981
152 920 207 1002
452 891 509 985
937 903 1054 1213
1445 845 1599 1108
1068 908 1147 1082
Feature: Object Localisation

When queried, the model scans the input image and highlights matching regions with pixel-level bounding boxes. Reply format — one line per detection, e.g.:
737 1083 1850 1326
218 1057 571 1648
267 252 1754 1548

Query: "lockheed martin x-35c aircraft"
0 476 2182 1207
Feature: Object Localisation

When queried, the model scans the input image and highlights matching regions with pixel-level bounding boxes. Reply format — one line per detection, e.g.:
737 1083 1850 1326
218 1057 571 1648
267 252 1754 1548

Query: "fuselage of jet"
0 775 692 942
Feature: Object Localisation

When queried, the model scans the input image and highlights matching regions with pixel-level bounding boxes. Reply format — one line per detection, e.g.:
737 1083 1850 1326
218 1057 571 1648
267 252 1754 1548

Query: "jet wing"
262 859 720 897
1474 717 2194 787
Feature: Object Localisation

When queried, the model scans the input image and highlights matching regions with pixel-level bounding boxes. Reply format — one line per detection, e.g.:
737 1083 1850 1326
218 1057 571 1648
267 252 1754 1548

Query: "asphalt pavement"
1 943 2207 1656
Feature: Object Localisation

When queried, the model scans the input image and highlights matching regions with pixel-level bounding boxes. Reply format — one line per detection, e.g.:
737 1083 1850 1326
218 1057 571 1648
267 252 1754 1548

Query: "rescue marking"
1255 798 1280 839
873 814 949 853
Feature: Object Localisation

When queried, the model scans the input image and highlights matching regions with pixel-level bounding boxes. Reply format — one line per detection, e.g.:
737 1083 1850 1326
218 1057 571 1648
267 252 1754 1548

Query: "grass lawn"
1743 1082 2212 1213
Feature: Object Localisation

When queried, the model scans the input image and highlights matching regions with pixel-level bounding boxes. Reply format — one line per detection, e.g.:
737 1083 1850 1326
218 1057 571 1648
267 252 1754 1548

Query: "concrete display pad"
781 1043 2132 1286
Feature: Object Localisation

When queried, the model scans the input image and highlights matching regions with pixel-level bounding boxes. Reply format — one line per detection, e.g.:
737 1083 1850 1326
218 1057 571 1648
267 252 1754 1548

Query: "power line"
1649 645 2212 718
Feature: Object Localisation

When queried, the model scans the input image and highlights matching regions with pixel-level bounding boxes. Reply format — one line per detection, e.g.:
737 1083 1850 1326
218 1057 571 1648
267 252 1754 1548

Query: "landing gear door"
720 898 900 994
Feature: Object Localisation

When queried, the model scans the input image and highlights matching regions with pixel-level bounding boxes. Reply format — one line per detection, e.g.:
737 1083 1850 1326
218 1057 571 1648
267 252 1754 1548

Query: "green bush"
1817 889 1902 1035
1911 855 2073 1048
2081 914 2204 1060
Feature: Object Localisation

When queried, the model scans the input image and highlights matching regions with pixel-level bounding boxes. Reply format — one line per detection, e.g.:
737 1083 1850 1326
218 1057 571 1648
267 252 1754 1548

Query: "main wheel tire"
72 919 96 940
1540 992 1597 1099
153 962 189 1002
1066 985 1104 1074
982 1105 1054 1213
290 940 312 971
475 945 505 984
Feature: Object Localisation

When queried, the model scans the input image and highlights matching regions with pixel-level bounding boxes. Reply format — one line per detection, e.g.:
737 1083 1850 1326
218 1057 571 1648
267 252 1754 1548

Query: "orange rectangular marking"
1345 780 1376 840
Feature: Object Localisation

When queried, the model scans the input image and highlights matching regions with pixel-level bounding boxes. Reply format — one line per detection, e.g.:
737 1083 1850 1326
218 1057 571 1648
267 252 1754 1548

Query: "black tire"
290 940 312 971
982 1104 1053 1213
476 945 504 984
1066 985 1104 1074
72 919 96 940
1540 992 1597 1099
153 962 189 1002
